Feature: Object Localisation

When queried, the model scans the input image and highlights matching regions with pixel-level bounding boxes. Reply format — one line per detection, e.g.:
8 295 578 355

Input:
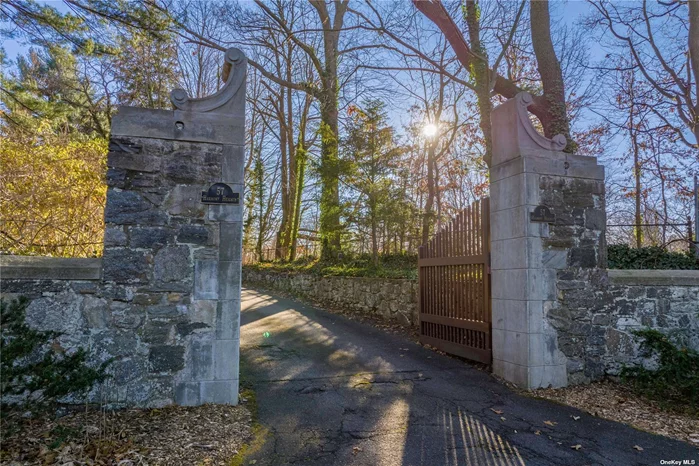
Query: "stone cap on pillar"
111 48 247 145
169 48 247 116
491 92 567 166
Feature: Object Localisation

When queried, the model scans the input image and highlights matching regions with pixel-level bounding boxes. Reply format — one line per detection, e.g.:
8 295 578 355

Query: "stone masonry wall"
550 270 699 384
4 261 695 397
1 275 177 407
537 174 609 384
242 269 418 327
102 135 242 407
241 267 698 382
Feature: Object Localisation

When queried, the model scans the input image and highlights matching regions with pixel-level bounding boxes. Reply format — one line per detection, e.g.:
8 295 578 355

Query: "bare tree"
589 0 698 149
413 0 573 157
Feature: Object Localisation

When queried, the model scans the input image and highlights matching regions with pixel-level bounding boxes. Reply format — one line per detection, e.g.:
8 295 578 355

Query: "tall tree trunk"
278 44 297 261
289 97 312 261
255 156 265 261
689 0 699 145
422 141 436 245
275 86 290 260
289 145 307 261
530 0 573 150
311 0 347 260
630 96 643 248
464 0 493 166
319 94 341 259
370 197 378 266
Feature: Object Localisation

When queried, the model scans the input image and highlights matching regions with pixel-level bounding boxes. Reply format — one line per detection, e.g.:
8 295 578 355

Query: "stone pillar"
489 93 606 389
103 48 246 405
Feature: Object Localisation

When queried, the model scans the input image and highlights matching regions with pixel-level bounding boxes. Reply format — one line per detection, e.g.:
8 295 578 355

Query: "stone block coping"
608 269 699 287
0 255 102 280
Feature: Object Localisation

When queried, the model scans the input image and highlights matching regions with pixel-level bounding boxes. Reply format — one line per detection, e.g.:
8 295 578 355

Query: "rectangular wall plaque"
530 205 556 223
201 183 240 205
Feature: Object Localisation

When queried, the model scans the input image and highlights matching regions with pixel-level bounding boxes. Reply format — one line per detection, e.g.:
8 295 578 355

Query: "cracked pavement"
240 288 698 466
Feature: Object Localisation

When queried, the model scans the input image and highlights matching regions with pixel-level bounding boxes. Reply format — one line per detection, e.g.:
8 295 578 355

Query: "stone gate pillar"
489 93 606 388
103 48 246 405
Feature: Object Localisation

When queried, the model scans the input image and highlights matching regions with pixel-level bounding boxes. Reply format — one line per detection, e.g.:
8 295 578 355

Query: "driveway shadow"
239 288 698 466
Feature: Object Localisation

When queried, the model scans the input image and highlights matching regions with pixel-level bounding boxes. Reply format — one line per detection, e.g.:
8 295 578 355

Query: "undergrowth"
0 297 111 416
621 328 699 414
245 253 418 279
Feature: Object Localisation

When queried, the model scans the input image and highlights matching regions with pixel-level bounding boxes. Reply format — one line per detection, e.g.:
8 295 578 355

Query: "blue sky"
3 0 599 61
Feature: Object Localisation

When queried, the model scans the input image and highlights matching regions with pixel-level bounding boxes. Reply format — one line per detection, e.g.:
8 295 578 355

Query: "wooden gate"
418 198 491 364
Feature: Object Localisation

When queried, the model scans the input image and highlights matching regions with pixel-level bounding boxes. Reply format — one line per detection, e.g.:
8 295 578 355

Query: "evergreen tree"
342 100 406 265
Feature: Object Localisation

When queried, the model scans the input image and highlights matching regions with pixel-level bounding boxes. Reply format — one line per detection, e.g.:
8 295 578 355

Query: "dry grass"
528 380 699 446
1 402 253 465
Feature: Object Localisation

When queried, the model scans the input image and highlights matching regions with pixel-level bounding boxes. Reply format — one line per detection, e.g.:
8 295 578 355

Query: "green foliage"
621 329 699 412
319 118 342 260
341 99 408 265
608 244 698 270
2 45 111 137
246 253 417 280
113 28 180 109
0 298 111 414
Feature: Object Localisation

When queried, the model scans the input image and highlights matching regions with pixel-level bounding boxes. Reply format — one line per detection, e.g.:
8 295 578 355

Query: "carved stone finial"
491 91 568 165
170 47 247 115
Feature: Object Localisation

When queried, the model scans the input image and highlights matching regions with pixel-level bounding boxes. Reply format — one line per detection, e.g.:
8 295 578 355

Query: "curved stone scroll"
491 91 567 165
170 48 247 115
515 92 566 152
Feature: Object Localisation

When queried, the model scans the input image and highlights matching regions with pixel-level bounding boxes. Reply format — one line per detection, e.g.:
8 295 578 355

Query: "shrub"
621 328 699 411
0 297 111 414
608 244 698 270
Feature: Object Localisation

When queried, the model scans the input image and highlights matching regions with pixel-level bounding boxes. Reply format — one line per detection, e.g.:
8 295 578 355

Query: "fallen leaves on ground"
571 444 582 451
1 403 253 465
528 380 699 445
543 420 557 427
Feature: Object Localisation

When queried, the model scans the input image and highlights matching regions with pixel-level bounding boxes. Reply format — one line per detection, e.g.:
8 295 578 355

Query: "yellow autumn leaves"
0 128 107 257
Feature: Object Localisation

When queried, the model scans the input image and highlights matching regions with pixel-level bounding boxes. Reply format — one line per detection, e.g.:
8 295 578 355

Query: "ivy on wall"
608 244 698 270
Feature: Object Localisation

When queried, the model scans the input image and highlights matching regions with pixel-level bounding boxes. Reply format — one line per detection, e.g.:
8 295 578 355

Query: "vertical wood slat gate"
418 198 491 364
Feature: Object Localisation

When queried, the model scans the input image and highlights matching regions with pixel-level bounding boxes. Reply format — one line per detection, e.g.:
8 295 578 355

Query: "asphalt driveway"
240 287 697 466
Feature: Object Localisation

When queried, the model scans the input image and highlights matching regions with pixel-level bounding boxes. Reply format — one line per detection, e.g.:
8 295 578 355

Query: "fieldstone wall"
242 269 418 326
1 270 179 407
552 270 699 383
